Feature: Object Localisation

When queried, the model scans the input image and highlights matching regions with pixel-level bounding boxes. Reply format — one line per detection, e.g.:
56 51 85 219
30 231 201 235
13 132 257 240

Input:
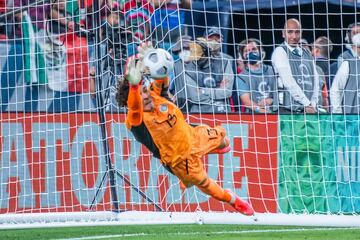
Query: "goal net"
0 0 360 228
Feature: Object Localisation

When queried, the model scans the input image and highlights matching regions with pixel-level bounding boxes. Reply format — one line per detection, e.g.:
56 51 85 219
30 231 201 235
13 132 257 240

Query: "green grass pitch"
1 224 360 240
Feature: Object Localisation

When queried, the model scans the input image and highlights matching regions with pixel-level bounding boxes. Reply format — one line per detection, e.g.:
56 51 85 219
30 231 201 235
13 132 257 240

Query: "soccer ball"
142 48 174 79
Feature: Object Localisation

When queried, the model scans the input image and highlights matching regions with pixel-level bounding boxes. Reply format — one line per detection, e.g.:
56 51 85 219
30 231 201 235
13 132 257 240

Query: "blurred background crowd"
0 0 360 114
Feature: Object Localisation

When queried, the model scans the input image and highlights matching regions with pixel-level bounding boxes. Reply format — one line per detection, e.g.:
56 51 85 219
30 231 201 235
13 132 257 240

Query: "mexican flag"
22 11 47 85
22 11 89 92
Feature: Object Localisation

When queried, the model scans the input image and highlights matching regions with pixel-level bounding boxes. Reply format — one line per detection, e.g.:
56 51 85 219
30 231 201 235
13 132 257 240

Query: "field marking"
54 227 360 240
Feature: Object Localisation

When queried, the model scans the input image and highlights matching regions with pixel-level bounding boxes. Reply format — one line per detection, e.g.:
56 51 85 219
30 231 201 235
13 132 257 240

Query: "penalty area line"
53 227 360 240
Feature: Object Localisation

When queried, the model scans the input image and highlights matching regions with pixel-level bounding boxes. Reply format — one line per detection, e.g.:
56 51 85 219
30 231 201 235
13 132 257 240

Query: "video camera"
102 24 134 61
101 24 136 75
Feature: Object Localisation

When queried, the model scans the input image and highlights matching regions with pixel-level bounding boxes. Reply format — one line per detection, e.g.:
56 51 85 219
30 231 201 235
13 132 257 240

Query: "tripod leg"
114 169 164 212
89 171 108 211
108 168 120 212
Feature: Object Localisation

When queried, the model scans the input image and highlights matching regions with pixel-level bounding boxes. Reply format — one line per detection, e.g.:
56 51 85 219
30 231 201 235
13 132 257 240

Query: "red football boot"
225 190 255 216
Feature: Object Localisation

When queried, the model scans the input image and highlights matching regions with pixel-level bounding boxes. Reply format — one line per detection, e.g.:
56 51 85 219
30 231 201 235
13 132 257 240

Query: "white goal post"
0 0 360 228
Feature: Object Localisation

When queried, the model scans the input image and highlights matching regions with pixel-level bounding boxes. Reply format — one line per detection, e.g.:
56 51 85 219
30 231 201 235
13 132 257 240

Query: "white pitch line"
54 227 360 240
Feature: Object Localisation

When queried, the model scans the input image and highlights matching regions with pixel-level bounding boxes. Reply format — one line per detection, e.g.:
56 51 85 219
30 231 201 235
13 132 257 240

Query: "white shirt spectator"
330 61 349 113
272 41 319 108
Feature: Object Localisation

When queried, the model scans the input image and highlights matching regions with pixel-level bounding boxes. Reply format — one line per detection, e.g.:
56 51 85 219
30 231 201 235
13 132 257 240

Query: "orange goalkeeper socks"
197 177 232 203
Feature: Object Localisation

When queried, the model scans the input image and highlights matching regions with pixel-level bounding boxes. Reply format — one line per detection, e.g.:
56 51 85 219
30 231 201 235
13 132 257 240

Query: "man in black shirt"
312 36 333 90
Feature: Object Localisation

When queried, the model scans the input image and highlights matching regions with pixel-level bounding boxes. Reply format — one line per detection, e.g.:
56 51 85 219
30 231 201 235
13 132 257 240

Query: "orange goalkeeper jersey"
126 79 194 167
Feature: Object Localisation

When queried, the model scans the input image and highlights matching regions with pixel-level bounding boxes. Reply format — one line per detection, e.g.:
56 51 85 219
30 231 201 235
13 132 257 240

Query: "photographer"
100 6 135 75
88 6 137 111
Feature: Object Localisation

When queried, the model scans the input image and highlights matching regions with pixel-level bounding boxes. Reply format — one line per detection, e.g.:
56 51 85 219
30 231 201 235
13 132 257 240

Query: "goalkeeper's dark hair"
116 76 130 107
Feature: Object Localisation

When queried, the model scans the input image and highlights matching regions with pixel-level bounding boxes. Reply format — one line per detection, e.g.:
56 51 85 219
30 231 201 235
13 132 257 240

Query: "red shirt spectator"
122 0 154 14
122 0 154 40
0 0 6 13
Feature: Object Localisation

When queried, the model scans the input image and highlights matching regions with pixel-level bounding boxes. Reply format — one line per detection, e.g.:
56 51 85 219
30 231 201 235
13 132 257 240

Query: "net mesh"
0 0 360 225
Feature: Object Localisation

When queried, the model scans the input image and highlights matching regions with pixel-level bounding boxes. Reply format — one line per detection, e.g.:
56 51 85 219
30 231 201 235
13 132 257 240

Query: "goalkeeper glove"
137 41 154 61
138 41 155 76
124 56 142 86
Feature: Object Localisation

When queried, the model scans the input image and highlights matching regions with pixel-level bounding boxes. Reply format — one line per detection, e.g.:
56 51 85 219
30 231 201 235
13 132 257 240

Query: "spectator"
122 0 154 41
337 22 360 67
311 36 333 111
312 36 333 78
0 3 23 111
271 18 319 113
22 9 48 112
300 38 326 113
0 0 5 13
16 0 51 102
181 37 234 113
152 0 191 50
100 5 126 75
90 4 137 111
0 0 7 39
236 38 278 113
330 26 360 114
14 0 50 30
204 27 236 70
119 0 154 66
84 0 114 31
171 34 192 61
0 0 23 40
47 0 90 112
203 27 237 112
101 5 121 39
169 34 192 103
47 0 77 35
205 26 236 112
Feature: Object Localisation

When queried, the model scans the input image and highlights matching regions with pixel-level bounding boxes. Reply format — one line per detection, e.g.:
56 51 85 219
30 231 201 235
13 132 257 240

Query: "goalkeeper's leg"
196 177 254 216
171 157 254 216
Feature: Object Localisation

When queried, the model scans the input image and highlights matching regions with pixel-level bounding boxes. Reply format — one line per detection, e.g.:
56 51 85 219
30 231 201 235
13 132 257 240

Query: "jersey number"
165 114 177 128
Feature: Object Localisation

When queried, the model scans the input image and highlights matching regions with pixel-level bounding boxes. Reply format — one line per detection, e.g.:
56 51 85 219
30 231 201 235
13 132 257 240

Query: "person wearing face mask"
330 22 360 114
181 36 235 113
168 35 193 106
205 27 222 55
204 27 236 88
236 39 278 113
171 35 192 62
204 26 235 68
337 22 360 68
122 0 154 41
271 18 319 114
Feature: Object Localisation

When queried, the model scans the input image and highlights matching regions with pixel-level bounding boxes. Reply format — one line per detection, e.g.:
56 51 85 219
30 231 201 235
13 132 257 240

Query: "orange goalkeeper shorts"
170 125 226 187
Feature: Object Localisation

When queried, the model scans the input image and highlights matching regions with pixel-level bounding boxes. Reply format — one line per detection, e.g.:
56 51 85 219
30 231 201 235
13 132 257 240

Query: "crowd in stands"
0 0 360 114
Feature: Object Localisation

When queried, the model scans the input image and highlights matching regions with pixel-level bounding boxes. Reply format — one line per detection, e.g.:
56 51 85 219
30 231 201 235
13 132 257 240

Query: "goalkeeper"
116 43 254 216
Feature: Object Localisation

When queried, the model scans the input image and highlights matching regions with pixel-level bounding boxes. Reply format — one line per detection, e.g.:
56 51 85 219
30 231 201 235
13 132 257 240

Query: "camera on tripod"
103 25 124 60
102 23 135 74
